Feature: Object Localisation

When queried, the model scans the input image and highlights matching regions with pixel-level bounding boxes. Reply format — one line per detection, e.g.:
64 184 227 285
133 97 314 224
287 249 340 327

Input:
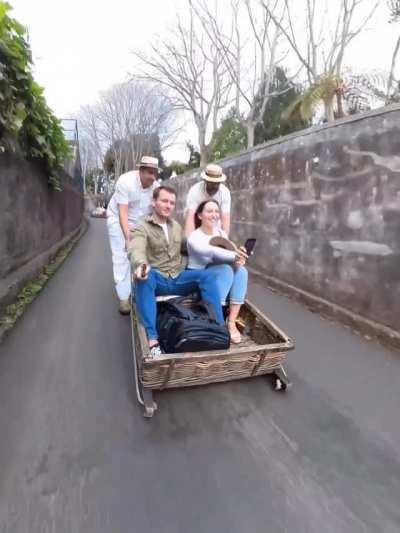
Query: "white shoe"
148 343 163 359
119 299 131 315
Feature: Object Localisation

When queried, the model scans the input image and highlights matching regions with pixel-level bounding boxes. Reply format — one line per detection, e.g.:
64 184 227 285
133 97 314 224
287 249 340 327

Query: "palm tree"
388 0 400 21
283 75 345 123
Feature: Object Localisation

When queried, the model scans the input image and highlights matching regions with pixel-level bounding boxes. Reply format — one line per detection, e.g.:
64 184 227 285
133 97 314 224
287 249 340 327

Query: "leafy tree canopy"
0 1 70 189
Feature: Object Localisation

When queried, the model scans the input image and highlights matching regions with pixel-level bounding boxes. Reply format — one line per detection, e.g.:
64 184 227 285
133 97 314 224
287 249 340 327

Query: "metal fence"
61 118 83 190
61 118 79 144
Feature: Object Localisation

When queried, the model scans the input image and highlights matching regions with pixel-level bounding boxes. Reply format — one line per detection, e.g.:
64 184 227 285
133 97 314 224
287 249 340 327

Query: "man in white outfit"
107 156 159 314
184 163 231 237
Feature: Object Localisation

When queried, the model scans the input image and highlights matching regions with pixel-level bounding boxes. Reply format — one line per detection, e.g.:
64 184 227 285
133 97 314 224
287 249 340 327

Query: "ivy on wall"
0 2 70 189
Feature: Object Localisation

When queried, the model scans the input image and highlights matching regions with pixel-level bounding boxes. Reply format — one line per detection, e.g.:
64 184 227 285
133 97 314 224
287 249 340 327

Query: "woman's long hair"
194 199 220 229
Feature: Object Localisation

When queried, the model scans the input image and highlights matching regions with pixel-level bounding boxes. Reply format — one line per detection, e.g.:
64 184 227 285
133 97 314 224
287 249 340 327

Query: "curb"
249 267 400 352
0 217 89 344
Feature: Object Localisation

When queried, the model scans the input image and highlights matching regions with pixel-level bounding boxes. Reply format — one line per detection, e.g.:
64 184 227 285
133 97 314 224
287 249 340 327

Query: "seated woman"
187 199 248 344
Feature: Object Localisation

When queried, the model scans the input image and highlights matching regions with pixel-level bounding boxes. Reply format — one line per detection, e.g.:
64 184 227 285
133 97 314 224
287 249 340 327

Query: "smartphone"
244 238 257 256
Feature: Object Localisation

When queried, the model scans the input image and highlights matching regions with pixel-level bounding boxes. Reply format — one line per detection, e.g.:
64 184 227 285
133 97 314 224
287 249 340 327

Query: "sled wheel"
273 365 292 392
143 401 158 419
144 406 155 418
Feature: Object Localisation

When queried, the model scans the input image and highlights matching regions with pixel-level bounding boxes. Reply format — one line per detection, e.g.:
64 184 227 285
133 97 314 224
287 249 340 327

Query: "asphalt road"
1 219 400 533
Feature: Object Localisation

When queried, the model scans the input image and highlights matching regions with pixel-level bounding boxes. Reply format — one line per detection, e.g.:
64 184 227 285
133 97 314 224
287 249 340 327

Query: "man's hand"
221 212 230 236
184 210 196 237
118 204 130 249
135 263 150 280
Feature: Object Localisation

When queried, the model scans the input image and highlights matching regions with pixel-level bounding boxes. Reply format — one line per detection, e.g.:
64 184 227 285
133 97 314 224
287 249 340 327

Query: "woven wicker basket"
132 300 294 391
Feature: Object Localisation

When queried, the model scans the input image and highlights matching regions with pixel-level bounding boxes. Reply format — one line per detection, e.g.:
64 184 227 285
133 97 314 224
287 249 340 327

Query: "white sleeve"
220 187 231 213
185 184 200 211
114 176 131 206
188 232 236 263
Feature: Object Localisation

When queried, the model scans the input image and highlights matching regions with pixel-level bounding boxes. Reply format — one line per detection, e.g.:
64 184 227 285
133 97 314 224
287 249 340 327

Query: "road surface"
1 219 400 533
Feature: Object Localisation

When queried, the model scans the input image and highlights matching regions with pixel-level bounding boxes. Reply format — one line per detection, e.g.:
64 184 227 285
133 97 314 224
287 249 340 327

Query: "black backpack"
156 296 230 353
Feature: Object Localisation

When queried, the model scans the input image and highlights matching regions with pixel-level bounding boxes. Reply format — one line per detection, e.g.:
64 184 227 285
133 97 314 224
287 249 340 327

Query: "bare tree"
387 38 400 102
341 2 400 109
77 105 104 194
134 0 231 166
389 0 400 20
194 0 292 149
96 82 175 178
263 0 380 121
78 80 176 188
386 0 400 102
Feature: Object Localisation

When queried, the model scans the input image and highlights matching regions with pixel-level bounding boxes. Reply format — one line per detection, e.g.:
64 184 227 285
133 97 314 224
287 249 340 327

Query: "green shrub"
0 2 70 189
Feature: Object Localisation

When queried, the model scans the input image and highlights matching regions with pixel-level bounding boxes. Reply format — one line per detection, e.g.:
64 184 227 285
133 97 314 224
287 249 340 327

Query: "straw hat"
137 156 160 172
201 163 226 183
209 236 238 253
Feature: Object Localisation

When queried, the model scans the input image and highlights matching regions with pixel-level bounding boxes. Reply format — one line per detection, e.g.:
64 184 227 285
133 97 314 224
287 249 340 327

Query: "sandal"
227 320 242 344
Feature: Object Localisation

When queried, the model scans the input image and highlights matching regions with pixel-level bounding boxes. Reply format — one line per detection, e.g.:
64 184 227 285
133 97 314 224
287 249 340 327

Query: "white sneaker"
148 344 163 359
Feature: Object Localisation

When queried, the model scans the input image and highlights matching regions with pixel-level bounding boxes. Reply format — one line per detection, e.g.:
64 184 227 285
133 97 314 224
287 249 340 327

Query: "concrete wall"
0 152 83 285
173 105 400 334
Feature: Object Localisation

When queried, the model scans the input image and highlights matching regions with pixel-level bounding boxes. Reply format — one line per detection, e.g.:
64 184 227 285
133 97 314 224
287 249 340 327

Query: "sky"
9 0 400 163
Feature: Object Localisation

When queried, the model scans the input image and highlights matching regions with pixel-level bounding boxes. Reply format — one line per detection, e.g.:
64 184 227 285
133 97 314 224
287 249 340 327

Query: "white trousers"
107 220 131 301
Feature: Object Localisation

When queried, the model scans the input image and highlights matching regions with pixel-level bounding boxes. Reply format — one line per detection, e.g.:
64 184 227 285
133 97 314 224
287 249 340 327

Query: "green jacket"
128 214 185 278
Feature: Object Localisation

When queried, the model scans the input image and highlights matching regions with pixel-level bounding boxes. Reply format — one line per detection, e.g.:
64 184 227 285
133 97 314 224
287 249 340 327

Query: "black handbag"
156 296 230 353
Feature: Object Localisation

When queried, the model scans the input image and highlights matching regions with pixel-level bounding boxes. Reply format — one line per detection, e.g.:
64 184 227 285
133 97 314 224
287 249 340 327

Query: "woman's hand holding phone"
234 246 248 266
243 238 256 256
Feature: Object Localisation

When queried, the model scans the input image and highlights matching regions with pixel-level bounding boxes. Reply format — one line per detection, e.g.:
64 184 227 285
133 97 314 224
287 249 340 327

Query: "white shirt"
185 181 231 214
159 222 169 243
187 228 236 269
107 170 156 229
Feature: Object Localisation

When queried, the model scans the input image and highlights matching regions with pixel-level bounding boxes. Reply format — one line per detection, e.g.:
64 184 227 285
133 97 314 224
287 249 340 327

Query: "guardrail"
61 118 82 189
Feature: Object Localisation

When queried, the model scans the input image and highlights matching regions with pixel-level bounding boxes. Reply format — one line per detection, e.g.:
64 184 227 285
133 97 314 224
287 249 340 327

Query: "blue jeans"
135 269 224 340
207 264 248 305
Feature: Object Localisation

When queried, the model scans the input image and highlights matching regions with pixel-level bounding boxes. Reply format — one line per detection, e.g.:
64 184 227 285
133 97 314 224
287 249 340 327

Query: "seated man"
128 185 224 358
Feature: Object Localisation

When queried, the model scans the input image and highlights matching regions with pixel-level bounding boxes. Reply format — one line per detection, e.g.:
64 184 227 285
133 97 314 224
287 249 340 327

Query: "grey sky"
10 0 400 162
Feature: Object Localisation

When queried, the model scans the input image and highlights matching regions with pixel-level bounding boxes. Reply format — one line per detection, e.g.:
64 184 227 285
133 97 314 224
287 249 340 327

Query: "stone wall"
0 153 83 309
172 105 400 334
